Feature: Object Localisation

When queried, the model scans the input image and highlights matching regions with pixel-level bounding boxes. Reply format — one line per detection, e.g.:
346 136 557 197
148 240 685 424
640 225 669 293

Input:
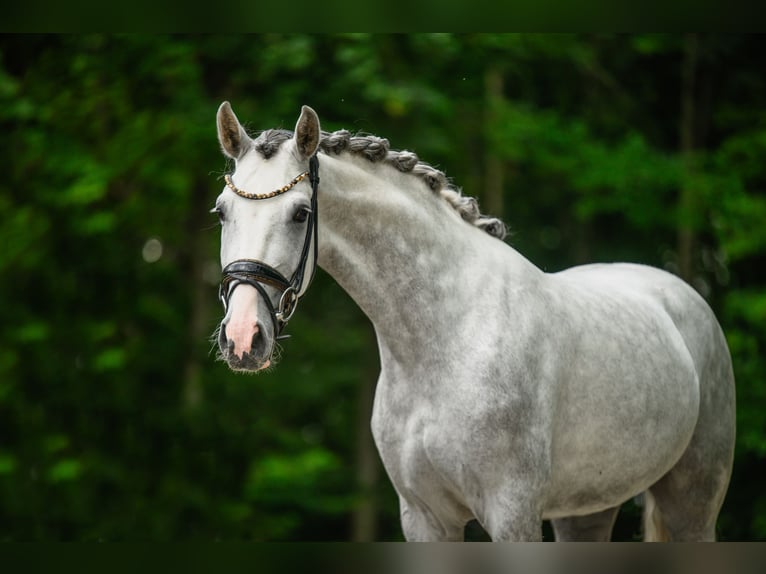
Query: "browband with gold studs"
224 171 310 200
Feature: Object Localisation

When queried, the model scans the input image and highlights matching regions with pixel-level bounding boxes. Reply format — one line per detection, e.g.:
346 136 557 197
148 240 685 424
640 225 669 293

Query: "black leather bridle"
219 155 320 340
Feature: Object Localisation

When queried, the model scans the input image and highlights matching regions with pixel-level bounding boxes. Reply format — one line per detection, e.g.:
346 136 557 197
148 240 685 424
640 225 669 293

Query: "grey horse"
212 103 735 541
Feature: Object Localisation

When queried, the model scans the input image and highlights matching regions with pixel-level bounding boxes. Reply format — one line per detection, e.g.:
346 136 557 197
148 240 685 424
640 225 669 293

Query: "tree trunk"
483 66 505 219
678 33 699 283
351 356 380 541
182 180 215 411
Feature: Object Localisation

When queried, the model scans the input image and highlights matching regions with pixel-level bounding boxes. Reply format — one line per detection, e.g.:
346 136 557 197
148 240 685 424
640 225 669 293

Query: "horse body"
213 103 735 541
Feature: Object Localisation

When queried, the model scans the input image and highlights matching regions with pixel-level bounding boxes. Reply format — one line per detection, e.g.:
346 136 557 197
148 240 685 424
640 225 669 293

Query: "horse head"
214 102 320 372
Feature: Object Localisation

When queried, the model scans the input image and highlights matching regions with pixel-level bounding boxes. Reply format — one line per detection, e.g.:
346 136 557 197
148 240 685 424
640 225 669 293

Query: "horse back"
554 262 728 378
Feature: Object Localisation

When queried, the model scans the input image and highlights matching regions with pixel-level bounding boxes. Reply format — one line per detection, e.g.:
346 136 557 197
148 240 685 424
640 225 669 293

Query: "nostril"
250 323 261 351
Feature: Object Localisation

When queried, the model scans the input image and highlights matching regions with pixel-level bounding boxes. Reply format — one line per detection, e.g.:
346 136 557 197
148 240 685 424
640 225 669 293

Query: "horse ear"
294 105 321 159
217 101 252 160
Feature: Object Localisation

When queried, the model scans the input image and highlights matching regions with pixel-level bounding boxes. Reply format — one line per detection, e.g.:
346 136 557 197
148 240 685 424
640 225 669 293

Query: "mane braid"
251 128 507 240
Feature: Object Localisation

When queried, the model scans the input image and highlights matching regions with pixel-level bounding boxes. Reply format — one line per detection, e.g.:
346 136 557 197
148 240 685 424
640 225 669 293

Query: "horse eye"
293 207 311 224
210 206 225 224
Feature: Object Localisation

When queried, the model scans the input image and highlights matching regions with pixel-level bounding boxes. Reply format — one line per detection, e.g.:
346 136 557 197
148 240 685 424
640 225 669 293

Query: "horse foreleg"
399 497 465 541
478 494 543 541
550 506 620 541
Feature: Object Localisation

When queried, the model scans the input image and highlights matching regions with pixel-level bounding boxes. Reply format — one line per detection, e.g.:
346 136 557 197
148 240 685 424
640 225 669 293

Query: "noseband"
219 155 320 340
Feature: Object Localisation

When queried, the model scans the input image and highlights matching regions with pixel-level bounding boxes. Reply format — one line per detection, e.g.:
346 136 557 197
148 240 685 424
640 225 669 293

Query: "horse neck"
315 154 539 365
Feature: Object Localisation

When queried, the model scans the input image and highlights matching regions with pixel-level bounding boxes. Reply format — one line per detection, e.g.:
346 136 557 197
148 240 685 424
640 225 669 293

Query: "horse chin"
225 352 273 373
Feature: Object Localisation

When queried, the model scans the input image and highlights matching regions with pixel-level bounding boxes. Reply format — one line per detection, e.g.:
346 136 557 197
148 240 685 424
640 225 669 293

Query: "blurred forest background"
0 34 765 541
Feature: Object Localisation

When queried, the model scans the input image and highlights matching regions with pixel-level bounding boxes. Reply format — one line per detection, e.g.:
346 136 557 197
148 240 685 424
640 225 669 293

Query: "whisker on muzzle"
210 323 228 363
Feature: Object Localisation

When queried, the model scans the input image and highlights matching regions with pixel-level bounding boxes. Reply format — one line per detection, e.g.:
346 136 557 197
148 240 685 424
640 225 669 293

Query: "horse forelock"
252 129 293 159
250 128 507 240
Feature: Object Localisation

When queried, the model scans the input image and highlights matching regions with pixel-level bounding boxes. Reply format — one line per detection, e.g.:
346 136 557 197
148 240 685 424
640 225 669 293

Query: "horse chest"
370 373 538 510
371 384 461 487
372 408 473 515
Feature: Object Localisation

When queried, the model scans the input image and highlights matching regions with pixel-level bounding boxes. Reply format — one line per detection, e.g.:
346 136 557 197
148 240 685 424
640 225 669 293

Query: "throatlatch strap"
292 154 320 296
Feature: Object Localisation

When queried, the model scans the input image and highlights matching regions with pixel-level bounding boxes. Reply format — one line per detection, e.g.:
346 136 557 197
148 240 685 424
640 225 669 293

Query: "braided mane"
252 128 507 240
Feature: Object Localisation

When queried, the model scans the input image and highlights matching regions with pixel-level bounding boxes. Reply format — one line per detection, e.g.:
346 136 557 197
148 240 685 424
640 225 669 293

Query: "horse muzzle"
217 285 276 372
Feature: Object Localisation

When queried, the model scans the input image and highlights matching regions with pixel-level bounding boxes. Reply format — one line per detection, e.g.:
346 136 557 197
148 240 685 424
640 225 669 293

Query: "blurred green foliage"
0 34 764 541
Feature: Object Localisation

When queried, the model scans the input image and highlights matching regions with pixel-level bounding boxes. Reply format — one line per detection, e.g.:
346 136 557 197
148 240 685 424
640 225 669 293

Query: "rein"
219 154 320 340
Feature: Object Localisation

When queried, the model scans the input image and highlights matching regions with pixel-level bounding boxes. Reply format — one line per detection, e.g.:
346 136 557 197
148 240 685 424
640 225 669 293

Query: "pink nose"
224 285 261 358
